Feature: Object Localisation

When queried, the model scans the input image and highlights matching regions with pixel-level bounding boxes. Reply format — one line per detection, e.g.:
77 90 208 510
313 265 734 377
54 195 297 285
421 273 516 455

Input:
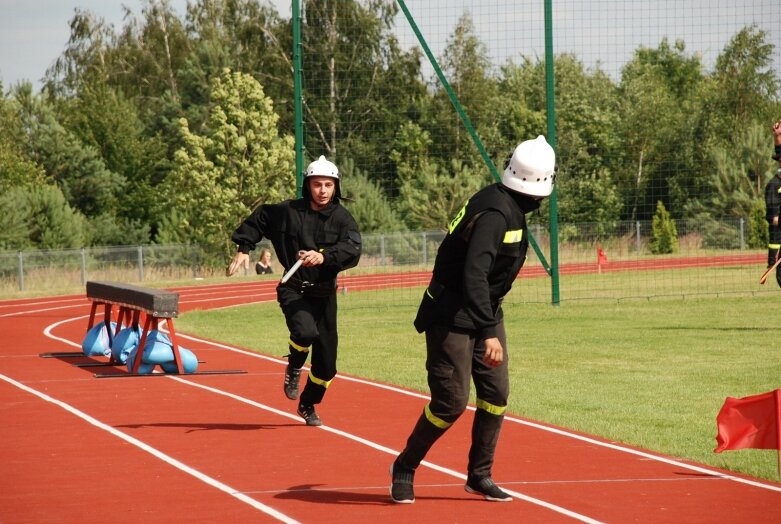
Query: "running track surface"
2 269 780 523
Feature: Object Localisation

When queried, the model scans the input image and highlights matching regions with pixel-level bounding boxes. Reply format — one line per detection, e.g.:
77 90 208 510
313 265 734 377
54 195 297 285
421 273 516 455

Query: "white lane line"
173 332 781 494
0 297 84 309
168 376 603 524
43 315 89 348
0 303 87 318
39 317 601 522
0 373 299 524
34 299 781 516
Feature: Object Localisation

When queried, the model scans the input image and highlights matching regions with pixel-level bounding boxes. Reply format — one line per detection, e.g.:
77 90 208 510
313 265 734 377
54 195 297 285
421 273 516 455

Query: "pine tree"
650 200 678 254
748 197 768 249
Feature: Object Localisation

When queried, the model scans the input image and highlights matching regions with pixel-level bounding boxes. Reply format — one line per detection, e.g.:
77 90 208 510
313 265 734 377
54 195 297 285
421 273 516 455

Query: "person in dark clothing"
765 120 781 288
255 248 274 275
228 156 361 426
389 136 557 504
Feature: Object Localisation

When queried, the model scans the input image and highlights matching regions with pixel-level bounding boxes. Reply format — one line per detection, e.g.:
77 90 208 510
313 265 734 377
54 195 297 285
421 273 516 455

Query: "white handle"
280 259 304 284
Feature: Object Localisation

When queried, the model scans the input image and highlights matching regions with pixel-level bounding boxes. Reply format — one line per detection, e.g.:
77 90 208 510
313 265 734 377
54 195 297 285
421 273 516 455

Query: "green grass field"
176 281 781 483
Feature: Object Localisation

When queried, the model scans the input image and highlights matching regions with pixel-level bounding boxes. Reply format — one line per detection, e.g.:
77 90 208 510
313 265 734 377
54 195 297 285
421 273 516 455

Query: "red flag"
714 389 781 453
597 246 608 265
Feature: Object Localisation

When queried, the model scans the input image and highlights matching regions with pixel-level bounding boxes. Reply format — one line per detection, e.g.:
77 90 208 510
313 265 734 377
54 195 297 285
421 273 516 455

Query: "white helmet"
501 135 556 197
306 155 339 179
303 155 341 200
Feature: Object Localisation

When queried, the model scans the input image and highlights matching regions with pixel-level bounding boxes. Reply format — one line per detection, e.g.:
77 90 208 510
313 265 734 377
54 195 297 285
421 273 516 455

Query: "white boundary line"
5 287 778 522
167 376 603 524
19 297 781 495
38 315 602 522
0 372 299 524
171 331 781 494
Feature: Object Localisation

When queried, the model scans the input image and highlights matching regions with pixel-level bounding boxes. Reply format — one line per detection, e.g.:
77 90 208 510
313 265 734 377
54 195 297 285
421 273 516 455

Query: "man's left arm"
320 211 362 271
462 211 505 340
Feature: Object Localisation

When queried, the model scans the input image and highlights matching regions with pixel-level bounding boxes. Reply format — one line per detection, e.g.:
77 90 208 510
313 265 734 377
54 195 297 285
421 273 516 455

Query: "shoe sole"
389 464 415 504
464 484 513 502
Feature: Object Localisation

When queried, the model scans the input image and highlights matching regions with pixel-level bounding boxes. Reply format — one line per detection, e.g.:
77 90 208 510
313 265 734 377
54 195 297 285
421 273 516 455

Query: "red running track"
1 273 780 523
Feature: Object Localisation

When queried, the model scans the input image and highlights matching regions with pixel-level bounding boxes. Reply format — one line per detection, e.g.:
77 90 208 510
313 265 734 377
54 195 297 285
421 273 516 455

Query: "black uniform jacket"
415 183 540 340
766 174 781 223
232 198 361 285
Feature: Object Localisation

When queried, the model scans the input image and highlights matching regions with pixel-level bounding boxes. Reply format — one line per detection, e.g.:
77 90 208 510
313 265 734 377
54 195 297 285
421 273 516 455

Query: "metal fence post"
17 251 24 292
80 248 87 285
422 232 427 266
380 235 386 266
137 246 144 281
192 245 199 278
636 221 641 254
739 218 745 250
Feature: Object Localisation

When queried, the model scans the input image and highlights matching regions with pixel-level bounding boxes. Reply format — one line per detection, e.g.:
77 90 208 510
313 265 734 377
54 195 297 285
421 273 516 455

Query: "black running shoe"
464 476 512 502
389 461 415 504
284 364 301 400
296 403 322 426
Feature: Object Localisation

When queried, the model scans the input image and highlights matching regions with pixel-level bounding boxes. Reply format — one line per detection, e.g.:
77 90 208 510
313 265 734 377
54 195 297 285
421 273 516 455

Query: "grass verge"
176 289 781 483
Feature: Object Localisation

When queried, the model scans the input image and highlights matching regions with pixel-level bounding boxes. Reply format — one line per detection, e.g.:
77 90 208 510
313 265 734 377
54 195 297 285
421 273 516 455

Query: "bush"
748 199 768 249
649 201 678 254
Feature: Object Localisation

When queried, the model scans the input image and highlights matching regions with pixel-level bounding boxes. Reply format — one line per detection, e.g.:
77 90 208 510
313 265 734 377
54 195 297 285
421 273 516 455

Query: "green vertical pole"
544 0 560 305
293 0 304 198
397 0 550 274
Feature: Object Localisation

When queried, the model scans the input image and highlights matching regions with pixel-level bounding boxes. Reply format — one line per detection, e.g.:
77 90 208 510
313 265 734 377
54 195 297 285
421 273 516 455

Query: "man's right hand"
482 337 504 368
773 120 781 145
227 252 249 276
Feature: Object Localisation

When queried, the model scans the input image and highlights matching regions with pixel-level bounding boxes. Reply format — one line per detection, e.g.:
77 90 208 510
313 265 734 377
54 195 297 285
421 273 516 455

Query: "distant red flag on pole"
714 389 781 474
596 246 608 273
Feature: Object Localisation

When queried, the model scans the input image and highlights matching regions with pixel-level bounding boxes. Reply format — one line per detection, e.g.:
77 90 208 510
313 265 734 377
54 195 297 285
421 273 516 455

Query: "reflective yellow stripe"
288 339 310 353
476 398 506 416
308 370 332 388
448 200 469 234
503 229 523 244
424 404 452 429
769 244 781 249
425 288 434 299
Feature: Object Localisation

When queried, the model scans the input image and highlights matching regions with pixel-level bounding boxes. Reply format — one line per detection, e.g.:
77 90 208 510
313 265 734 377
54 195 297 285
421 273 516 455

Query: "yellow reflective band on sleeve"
288 339 310 353
448 200 469 234
769 244 781 249
425 288 434 299
424 404 453 429
476 398 506 416
503 229 523 244
308 370 332 388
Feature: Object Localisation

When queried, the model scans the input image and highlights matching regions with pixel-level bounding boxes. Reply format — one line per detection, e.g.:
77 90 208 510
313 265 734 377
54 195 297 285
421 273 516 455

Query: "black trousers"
397 322 509 479
277 287 338 405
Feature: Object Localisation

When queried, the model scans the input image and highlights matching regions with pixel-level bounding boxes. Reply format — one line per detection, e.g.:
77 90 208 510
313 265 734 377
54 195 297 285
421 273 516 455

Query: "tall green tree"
711 25 778 127
61 81 167 239
0 89 47 194
708 120 775 218
396 158 487 231
618 39 704 220
339 159 405 234
14 84 127 227
163 69 294 258
0 185 87 250
426 13 499 163
301 0 425 180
